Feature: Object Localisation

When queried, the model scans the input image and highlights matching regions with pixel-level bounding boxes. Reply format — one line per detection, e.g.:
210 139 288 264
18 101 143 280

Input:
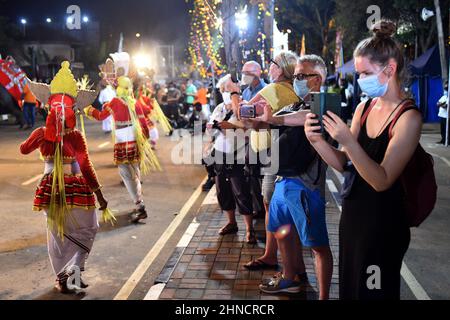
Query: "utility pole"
434 0 448 83
445 7 449 147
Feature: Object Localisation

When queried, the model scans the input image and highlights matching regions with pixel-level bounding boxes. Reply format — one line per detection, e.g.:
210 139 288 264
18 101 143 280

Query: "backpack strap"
360 98 378 127
388 99 417 139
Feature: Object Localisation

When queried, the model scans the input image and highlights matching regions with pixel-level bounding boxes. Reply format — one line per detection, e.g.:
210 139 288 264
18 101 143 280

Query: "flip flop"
219 223 238 235
244 259 278 271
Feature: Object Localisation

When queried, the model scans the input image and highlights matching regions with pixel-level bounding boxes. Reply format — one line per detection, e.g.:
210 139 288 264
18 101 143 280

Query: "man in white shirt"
98 82 116 133
437 81 448 144
204 74 256 244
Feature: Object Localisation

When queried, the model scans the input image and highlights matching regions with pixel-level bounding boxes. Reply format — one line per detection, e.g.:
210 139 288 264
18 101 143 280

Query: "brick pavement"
156 181 341 300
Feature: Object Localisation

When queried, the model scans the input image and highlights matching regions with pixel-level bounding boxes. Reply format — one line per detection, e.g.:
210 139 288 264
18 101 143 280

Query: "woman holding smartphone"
304 20 422 299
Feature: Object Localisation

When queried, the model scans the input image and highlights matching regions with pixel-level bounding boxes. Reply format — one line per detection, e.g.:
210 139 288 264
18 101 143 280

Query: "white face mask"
241 74 255 86
222 92 232 105
357 66 389 98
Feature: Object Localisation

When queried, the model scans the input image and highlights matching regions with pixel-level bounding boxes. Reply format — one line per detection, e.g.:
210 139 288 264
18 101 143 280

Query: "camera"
310 92 342 134
239 104 256 118
239 103 266 119
211 120 221 130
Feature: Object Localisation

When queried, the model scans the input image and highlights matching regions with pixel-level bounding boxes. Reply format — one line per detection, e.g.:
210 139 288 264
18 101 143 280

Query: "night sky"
2 0 191 48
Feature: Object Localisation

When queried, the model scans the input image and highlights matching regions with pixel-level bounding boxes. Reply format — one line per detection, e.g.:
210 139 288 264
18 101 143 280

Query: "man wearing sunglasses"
250 55 333 300
254 55 325 126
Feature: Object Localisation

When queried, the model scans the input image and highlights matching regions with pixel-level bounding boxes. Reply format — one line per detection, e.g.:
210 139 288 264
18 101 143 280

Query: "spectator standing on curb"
249 55 333 299
305 20 421 300
206 74 256 244
230 51 299 270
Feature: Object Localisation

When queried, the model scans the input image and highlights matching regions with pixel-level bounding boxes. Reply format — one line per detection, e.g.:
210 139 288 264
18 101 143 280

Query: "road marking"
332 168 344 185
143 283 165 300
98 141 110 148
429 152 450 168
326 179 338 193
327 174 431 301
113 175 208 300
176 219 200 248
326 179 342 212
400 262 431 300
21 174 43 186
202 187 218 205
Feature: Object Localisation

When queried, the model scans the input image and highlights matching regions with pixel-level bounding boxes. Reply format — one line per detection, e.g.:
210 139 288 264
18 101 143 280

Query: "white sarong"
46 208 98 279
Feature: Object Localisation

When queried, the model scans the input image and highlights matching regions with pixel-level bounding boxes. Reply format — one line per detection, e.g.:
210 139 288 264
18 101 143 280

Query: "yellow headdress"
116 76 133 98
50 61 78 98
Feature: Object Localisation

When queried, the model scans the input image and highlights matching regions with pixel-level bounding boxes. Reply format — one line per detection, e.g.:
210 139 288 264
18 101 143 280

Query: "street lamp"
136 33 141 38
20 18 27 36
235 9 248 34
46 18 52 23
235 7 249 69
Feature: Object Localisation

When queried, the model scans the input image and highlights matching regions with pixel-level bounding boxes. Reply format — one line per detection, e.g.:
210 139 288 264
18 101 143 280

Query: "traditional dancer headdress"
27 62 111 237
96 52 161 173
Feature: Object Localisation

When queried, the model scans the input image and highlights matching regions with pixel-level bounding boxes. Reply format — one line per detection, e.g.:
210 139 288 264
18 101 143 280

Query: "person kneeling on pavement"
205 74 256 244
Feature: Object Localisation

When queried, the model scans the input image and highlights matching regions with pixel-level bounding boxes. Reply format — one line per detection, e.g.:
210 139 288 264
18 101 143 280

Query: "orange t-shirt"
23 85 37 104
195 88 208 105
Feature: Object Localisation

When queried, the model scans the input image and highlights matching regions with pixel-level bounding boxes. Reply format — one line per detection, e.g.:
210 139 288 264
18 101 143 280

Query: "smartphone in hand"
239 104 256 118
310 92 342 134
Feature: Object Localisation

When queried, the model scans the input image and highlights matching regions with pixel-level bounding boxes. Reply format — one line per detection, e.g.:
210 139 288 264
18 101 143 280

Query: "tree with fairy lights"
187 0 224 78
187 0 275 78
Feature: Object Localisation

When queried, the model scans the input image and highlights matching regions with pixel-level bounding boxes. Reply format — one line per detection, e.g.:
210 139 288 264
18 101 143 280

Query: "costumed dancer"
19 62 110 294
136 87 158 149
84 54 160 223
136 79 172 148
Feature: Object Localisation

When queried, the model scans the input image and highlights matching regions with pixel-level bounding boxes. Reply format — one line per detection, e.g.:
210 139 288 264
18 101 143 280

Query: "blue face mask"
293 78 310 99
357 67 389 98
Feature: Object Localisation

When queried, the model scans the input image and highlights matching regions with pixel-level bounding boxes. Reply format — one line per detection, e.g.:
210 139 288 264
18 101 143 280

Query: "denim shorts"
268 178 329 247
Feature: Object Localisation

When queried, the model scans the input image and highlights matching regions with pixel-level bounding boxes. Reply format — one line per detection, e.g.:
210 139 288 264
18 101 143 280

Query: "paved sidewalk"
153 180 341 300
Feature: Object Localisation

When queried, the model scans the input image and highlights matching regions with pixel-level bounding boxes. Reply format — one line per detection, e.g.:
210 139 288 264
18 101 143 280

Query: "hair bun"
371 20 396 39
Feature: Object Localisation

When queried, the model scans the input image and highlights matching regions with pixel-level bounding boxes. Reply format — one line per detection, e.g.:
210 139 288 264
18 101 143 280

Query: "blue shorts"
268 178 329 247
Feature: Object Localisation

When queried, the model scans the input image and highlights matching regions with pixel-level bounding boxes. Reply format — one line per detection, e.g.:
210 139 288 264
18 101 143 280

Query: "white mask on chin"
222 92 232 105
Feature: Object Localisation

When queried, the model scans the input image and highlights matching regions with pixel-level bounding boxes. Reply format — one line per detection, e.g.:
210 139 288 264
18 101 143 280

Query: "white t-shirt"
208 103 246 158
438 91 448 119
98 85 116 105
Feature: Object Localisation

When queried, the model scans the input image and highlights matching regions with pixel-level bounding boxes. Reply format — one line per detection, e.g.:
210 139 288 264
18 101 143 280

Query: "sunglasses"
293 73 319 81
269 58 280 68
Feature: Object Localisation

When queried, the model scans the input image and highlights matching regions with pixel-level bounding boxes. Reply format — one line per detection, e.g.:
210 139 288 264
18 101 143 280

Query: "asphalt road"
0 117 448 300
0 118 207 300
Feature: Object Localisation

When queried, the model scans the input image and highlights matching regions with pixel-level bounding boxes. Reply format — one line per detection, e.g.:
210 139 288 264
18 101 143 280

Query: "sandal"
219 223 238 235
244 258 278 271
246 230 257 244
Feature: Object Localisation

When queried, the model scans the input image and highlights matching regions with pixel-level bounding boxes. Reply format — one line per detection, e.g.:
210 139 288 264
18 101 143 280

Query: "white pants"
102 115 113 132
149 127 159 142
201 104 211 121
46 208 98 279
118 163 144 208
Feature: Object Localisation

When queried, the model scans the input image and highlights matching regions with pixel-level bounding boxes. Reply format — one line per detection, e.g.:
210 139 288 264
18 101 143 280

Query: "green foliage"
275 0 336 60
277 0 449 63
